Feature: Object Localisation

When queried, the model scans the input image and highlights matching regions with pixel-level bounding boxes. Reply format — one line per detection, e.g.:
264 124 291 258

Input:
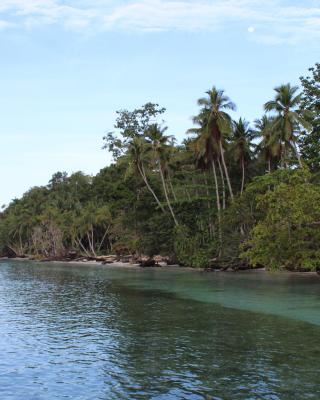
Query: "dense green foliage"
242 169 320 271
1 64 320 271
299 63 320 172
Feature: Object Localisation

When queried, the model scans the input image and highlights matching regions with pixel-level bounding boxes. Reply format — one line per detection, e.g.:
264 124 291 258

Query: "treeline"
1 63 320 271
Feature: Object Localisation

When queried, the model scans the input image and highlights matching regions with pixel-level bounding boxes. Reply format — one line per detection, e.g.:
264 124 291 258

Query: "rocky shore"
1 252 319 275
0 252 179 269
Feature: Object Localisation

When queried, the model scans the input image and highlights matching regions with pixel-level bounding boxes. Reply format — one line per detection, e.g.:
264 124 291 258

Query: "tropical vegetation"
1 64 320 272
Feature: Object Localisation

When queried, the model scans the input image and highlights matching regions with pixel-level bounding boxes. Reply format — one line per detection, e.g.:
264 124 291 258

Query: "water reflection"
0 261 319 399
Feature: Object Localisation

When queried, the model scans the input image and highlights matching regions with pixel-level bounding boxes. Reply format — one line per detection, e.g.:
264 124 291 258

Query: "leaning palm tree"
231 118 254 195
125 137 165 212
264 83 312 168
145 124 179 226
196 87 236 199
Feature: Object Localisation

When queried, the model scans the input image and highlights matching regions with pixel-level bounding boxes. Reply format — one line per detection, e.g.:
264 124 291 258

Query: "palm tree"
196 87 236 199
187 114 223 247
231 118 254 195
145 124 179 226
188 111 221 211
264 83 312 168
125 137 165 213
254 115 278 172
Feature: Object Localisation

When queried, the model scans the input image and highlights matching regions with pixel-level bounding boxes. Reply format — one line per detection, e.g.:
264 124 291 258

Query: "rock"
140 258 156 268
67 250 78 260
102 260 114 265
153 255 164 264
165 255 179 266
120 255 132 263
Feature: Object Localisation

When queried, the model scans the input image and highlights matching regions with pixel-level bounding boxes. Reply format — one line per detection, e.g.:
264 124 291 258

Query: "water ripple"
0 261 319 399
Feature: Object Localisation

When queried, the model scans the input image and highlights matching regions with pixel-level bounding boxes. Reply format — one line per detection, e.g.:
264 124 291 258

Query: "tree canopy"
1 63 320 272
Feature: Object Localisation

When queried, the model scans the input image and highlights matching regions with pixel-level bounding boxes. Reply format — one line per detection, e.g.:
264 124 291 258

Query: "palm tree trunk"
212 160 222 251
168 177 177 201
203 173 210 201
77 237 91 257
219 141 234 200
138 164 165 213
19 229 23 256
203 173 213 237
91 225 95 255
211 161 221 214
217 158 226 209
159 166 179 226
211 161 221 213
87 232 96 257
241 157 245 195
98 225 111 252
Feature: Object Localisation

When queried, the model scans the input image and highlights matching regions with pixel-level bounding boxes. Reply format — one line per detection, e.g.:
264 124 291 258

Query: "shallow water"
0 260 319 399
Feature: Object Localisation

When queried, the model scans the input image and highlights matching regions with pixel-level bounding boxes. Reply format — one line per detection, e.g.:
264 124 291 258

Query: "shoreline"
0 257 201 273
1 257 319 277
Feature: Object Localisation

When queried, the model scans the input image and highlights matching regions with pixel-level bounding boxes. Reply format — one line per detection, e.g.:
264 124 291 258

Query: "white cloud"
103 0 257 31
0 0 319 44
0 19 13 29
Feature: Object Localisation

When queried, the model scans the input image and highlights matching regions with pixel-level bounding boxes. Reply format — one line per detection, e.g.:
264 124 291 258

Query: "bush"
174 225 218 268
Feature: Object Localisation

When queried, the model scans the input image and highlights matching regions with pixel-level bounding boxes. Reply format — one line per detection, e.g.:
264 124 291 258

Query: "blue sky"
0 0 319 206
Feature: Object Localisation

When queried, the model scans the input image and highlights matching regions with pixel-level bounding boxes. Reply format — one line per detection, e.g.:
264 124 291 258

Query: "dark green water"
0 261 319 399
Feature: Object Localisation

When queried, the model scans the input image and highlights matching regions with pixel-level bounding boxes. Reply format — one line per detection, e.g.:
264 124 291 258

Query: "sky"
0 0 319 206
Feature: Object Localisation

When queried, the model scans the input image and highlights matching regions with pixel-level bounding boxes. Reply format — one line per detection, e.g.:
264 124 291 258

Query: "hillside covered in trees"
1 63 320 271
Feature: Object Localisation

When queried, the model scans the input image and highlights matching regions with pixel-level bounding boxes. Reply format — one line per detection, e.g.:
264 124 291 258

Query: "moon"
248 26 255 33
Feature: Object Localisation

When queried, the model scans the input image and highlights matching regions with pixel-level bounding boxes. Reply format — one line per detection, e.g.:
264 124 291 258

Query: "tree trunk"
219 141 234 200
168 177 177 202
159 166 179 227
268 157 271 173
211 161 221 213
241 157 245 195
203 173 213 237
203 173 210 203
138 164 165 213
87 231 96 257
217 158 226 209
91 225 95 255
77 238 91 257
19 230 23 256
98 225 111 252
212 160 222 251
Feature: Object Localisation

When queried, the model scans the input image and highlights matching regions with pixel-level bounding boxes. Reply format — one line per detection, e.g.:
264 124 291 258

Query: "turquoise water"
0 260 319 399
